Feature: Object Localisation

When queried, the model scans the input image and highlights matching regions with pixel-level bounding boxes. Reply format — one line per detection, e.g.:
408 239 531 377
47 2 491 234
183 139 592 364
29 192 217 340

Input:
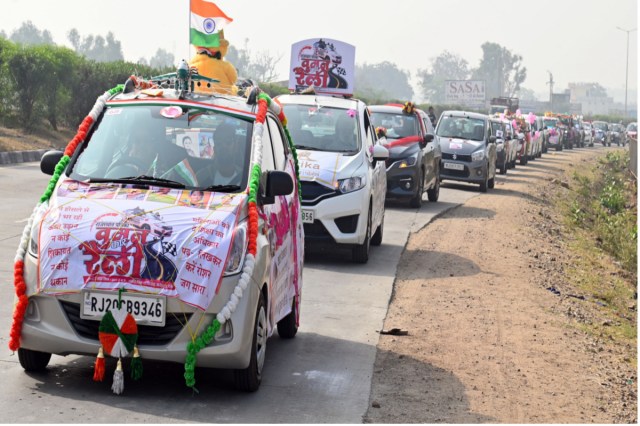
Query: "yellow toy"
189 30 238 95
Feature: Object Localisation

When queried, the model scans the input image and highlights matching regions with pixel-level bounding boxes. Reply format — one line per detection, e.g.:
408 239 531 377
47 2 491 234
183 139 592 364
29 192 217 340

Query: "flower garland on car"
183 91 299 391
9 85 123 352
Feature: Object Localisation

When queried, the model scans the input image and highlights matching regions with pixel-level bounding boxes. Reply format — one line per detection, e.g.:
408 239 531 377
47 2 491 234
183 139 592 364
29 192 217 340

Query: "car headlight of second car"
471 150 485 162
224 220 247 276
337 175 366 194
398 153 418 168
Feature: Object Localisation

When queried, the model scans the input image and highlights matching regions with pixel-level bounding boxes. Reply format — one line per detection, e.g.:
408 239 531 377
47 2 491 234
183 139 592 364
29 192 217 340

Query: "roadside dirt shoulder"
365 147 637 423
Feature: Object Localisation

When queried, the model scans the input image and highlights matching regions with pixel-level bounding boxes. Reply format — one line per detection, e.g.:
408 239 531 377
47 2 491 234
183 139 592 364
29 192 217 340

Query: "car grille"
60 300 191 346
442 167 470 178
300 181 338 205
442 152 472 162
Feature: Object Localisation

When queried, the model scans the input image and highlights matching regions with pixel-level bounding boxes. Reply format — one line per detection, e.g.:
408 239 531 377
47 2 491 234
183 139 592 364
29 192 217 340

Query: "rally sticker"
106 108 123 116
160 106 183 119
449 142 463 150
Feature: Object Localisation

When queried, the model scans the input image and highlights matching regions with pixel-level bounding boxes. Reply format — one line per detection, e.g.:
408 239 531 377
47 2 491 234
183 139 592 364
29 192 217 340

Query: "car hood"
438 136 484 155
383 138 421 159
33 178 247 311
297 149 364 189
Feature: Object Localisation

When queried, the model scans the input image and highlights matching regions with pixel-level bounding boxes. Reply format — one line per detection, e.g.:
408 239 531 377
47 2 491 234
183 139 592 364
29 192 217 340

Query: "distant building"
568 83 614 116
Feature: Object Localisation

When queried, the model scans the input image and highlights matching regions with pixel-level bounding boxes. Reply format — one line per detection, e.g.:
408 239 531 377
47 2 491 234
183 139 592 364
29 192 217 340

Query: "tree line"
0 21 531 133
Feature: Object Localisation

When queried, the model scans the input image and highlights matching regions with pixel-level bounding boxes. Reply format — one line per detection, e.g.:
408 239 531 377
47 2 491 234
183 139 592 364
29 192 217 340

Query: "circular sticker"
160 106 183 119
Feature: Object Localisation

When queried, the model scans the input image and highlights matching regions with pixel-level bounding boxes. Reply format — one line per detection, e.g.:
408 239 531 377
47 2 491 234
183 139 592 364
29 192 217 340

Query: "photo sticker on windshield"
106 108 123 116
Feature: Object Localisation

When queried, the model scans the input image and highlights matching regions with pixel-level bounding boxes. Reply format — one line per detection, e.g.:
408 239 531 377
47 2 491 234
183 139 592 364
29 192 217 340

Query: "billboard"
288 38 355 96
444 80 486 106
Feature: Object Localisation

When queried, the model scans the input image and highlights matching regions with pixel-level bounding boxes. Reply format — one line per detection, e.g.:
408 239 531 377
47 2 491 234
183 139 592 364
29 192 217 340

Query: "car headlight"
224 220 247 276
471 150 485 162
398 153 418 168
28 221 39 257
337 175 366 193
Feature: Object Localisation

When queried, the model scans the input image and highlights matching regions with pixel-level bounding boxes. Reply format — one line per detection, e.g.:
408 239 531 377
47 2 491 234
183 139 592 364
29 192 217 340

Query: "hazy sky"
2 0 638 103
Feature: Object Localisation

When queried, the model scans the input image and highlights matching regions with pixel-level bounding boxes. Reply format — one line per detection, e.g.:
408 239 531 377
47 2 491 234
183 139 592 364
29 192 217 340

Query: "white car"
277 94 389 263
583 122 594 147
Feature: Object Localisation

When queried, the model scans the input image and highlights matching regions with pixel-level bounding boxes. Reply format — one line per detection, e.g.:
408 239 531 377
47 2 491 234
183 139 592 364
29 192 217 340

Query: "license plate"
301 209 314 224
443 162 464 171
81 290 166 327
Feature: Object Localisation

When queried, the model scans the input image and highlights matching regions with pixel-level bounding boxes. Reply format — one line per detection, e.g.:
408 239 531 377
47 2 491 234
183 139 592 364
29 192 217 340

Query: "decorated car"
436 110 497 192
369 102 441 207
9 62 304 394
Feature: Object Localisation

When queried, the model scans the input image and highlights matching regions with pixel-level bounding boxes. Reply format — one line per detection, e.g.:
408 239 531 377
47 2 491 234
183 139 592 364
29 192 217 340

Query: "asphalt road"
0 162 477 423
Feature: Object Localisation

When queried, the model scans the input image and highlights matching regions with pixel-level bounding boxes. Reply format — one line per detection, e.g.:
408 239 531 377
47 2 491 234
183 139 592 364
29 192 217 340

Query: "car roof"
440 110 488 120
276 93 362 110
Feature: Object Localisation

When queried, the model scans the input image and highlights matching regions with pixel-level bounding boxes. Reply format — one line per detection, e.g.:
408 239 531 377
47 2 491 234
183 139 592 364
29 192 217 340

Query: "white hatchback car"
276 94 389 263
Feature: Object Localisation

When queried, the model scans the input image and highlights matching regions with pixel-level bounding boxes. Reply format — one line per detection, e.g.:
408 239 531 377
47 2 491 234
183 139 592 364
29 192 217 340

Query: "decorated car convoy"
9 5 305 393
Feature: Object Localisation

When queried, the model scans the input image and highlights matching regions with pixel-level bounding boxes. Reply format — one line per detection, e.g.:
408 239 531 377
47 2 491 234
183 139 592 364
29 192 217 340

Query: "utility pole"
546 71 554 111
616 26 637 118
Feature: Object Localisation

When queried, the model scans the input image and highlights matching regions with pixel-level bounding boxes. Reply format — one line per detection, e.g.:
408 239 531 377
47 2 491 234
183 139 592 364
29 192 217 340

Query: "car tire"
18 348 51 372
426 170 440 202
371 211 384 246
234 292 267 392
520 156 527 166
277 296 298 339
409 170 424 208
488 174 495 189
352 208 371 263
499 162 507 175
479 171 488 193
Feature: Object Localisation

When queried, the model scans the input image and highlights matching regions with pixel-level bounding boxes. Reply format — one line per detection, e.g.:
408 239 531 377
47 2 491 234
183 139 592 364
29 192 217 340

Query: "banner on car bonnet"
37 180 245 311
288 38 355 96
296 150 349 189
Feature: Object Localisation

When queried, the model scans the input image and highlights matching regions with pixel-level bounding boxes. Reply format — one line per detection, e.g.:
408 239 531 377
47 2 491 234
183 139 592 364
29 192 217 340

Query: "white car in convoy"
277 93 389 263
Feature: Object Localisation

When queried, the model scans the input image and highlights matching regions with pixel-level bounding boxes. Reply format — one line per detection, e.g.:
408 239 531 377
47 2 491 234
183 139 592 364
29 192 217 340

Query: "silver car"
436 111 497 192
11 70 303 393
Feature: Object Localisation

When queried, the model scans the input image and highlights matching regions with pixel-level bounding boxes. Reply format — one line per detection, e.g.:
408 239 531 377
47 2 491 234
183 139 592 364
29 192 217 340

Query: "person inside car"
196 123 244 187
327 114 357 151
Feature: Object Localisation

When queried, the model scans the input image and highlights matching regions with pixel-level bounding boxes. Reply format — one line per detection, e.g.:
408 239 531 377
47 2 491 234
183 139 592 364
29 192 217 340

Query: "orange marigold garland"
8 85 123 352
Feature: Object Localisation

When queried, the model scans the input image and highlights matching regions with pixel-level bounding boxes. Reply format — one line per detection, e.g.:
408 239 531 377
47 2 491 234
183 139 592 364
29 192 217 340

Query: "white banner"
445 80 486 105
296 150 346 189
289 38 355 96
38 180 245 310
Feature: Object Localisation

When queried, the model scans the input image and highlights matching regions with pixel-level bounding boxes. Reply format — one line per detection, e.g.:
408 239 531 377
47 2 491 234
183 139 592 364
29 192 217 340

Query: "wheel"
371 211 384 246
409 170 424 208
499 161 507 175
520 155 527 166
426 170 440 202
234 292 267 392
488 174 495 189
18 348 51 371
479 171 488 193
277 296 298 339
352 208 371 263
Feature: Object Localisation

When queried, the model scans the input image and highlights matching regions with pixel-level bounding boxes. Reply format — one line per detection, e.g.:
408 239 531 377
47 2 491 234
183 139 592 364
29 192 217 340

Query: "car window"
267 116 289 171
70 105 252 190
437 116 486 141
370 112 419 139
261 122 276 171
283 104 360 153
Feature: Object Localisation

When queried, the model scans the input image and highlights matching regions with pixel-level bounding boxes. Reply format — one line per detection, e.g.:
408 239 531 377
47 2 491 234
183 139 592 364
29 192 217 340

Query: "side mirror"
488 135 497 144
372 144 389 163
41 150 64 175
261 170 294 205
424 134 434 144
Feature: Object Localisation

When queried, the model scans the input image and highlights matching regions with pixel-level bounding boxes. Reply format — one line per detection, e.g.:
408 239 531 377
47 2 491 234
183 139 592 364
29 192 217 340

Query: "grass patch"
555 150 637 346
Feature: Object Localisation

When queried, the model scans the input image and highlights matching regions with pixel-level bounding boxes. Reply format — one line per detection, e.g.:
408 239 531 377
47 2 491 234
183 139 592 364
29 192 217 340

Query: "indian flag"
163 159 199 186
190 0 233 47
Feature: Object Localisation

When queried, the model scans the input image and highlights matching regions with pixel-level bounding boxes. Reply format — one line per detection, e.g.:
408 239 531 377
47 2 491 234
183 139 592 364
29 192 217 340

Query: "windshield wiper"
294 145 319 151
201 184 242 192
90 175 185 188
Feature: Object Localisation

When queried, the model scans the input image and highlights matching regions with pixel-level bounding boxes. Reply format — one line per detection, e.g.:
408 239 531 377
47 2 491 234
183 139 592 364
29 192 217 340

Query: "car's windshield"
282 104 360 153
370 112 419 139
627 123 637 132
70 105 252 191
594 122 607 130
436 116 486 141
490 121 502 135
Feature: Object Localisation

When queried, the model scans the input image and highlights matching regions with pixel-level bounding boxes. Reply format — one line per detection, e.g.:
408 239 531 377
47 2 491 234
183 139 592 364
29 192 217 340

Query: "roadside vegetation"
557 150 637 347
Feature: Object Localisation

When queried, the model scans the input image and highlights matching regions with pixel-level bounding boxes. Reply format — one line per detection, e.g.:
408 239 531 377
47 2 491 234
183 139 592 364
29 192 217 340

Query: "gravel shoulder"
365 147 637 423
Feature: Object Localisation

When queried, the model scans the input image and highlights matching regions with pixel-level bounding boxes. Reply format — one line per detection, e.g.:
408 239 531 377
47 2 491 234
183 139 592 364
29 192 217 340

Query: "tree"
149 48 175 69
416 51 470 103
517 87 538 101
356 61 413 102
38 46 78 130
226 40 282 83
472 42 526 99
9 21 54 46
67 29 123 62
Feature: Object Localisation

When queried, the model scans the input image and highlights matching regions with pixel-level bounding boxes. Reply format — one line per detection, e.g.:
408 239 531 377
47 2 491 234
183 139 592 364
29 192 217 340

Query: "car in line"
593 121 610 146
13 67 303 392
542 116 563 151
278 93 389 263
625 122 637 145
369 103 441 207
436 110 497 192
489 117 509 174
582 121 594 147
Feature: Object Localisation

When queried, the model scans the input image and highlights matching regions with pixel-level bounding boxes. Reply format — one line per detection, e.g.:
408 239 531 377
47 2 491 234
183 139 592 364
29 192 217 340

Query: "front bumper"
440 158 488 184
385 163 419 200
